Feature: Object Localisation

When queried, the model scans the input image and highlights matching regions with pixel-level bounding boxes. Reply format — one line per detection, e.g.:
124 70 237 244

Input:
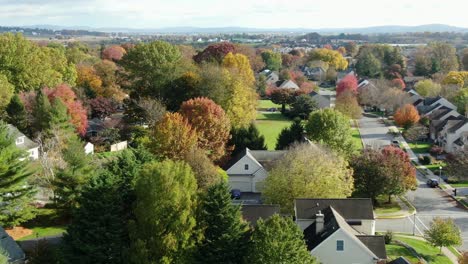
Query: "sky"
0 0 468 29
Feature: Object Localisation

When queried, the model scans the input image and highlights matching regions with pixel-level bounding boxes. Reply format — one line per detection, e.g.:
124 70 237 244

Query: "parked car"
391 140 400 148
267 107 277 112
427 179 439 188
231 189 241 199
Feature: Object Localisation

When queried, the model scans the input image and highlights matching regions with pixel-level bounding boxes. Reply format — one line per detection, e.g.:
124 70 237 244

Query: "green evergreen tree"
195 181 248 263
0 122 36 227
33 90 52 134
53 136 94 212
245 215 317 264
229 123 267 157
276 118 304 150
5 94 29 135
129 160 198 264
49 98 73 131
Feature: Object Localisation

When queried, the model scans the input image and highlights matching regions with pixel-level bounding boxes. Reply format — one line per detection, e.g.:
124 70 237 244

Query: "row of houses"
225 148 392 264
405 89 467 153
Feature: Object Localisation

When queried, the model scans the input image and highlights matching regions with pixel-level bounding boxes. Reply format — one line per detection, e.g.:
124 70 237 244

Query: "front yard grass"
450 181 468 188
407 142 432 154
386 243 420 263
351 127 363 151
394 235 452 264
374 196 401 215
257 99 283 110
16 207 68 241
18 226 66 241
255 112 292 150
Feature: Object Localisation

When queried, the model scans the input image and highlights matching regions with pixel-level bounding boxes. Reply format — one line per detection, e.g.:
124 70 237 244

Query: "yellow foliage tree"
308 48 348 71
443 71 468 88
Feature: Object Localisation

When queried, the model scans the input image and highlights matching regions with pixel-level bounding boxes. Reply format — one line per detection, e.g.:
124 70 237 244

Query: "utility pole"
412 213 417 236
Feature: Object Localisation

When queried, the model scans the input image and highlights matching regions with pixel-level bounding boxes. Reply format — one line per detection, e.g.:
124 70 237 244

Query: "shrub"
384 230 393 244
422 155 433 165
430 146 444 156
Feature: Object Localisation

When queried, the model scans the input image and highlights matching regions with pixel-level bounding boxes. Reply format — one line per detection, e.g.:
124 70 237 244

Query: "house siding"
311 229 377 264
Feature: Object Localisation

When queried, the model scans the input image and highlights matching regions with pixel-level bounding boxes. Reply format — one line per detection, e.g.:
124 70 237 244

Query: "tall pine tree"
276 118 304 150
195 181 248 263
33 90 52 135
5 94 29 135
0 122 36 227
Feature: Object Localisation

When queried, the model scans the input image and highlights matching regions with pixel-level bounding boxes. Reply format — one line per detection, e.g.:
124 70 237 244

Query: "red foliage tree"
193 42 237 64
47 84 88 136
336 75 358 96
89 97 117 119
381 146 417 201
179 97 231 162
394 104 420 128
102 45 126 61
323 44 333 50
270 88 296 113
392 78 406 90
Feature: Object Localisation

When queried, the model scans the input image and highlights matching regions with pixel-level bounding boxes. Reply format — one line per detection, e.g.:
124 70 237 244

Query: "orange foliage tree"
394 104 420 128
149 112 198 160
179 97 231 162
102 45 126 61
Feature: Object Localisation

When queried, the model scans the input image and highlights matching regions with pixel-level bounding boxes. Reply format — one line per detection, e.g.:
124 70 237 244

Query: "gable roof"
7 124 38 150
303 207 385 260
278 80 300 90
389 256 412 264
241 204 280 225
295 198 374 220
0 226 25 263
448 119 467 133
223 148 286 171
357 235 387 259
429 107 454 120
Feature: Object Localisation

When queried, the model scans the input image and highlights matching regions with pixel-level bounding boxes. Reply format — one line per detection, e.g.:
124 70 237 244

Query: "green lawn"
255 112 292 150
351 128 363 151
395 235 452 264
450 181 468 187
407 142 432 154
386 243 420 263
374 196 401 215
424 162 446 174
257 99 283 110
18 226 66 241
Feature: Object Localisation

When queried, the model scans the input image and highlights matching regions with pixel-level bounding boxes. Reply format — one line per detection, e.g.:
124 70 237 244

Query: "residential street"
359 115 468 250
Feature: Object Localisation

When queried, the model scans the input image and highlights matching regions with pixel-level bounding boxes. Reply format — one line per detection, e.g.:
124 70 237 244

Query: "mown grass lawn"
450 181 468 188
395 235 452 264
17 207 68 241
255 112 291 150
407 142 432 154
386 243 420 263
18 226 66 241
257 99 282 110
374 196 401 215
351 127 363 151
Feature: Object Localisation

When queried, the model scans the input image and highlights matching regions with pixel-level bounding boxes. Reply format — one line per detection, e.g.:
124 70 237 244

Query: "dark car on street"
231 189 241 199
427 179 439 188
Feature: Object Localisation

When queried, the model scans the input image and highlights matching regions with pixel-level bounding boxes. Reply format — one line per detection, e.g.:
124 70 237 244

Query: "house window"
15 136 24 145
336 240 344 251
244 164 249 170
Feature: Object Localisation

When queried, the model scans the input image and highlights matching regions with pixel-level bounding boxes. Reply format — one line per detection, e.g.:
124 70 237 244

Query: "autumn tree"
89 96 116 120
180 97 231 162
0 122 36 227
276 118 304 150
183 148 224 190
381 146 417 202
425 218 462 253
350 149 387 203
415 79 442 97
229 123 267 157
307 48 348 70
335 91 362 119
194 42 237 64
195 181 248 263
235 44 265 72
428 42 459 73
269 88 295 113
391 78 406 90
120 41 183 98
0 73 14 112
336 74 358 96
76 64 103 97
345 42 358 57
102 45 126 61
446 151 468 181
124 97 166 127
129 160 198 264
261 50 282 71
306 109 356 157
394 104 420 128
263 143 354 214
245 215 317 264
404 124 429 142
462 49 468 71
149 112 197 160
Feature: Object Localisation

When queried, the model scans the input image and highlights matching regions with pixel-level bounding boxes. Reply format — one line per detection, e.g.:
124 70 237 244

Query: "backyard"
392 235 452 264
407 141 432 154
255 111 292 150
9 207 68 241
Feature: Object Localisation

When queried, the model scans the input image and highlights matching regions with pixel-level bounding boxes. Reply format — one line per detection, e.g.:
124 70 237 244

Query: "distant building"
7 125 39 160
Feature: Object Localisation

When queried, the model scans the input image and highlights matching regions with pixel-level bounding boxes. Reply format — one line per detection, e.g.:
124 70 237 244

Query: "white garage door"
229 180 252 192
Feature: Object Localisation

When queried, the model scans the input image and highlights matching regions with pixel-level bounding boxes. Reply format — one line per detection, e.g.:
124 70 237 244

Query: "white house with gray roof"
7 125 39 160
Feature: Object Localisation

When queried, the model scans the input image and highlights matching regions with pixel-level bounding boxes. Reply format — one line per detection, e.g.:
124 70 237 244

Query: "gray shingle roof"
389 256 412 264
6 124 38 150
448 119 467 133
357 235 387 259
295 198 374 220
0 226 25 263
241 204 280 225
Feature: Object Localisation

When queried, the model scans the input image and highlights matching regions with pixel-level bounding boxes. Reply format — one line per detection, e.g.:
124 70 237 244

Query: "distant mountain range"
14 24 468 34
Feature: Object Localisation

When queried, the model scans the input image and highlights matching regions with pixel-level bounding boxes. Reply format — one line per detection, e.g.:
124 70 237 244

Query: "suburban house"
277 79 300 90
261 70 279 85
416 96 457 116
453 132 468 152
295 199 386 264
241 204 280 225
0 226 25 264
7 125 39 160
309 89 336 109
428 107 461 122
302 66 326 82
224 148 286 193
435 118 468 153
403 76 425 88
